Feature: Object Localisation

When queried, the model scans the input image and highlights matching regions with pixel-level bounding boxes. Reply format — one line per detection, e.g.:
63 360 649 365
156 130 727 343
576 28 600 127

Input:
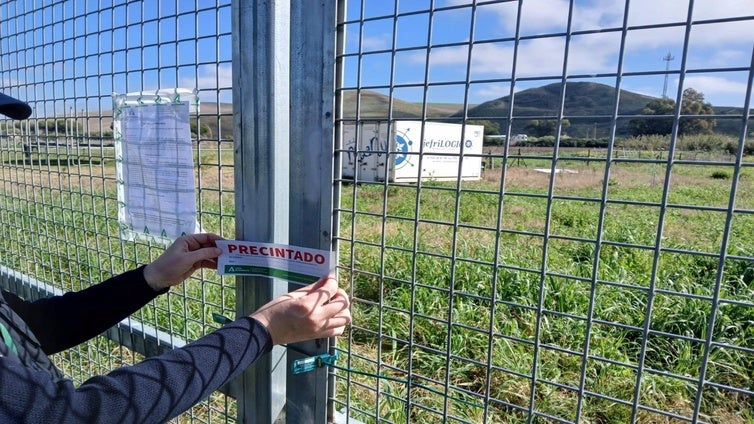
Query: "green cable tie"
291 351 340 375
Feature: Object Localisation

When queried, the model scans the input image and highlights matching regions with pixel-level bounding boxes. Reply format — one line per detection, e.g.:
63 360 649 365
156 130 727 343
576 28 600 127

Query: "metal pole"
232 1 290 422
287 1 336 422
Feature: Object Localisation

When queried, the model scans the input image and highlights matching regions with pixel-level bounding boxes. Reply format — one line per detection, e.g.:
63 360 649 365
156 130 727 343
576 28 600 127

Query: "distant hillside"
462 82 658 137
202 92 455 139
711 105 748 136
82 84 744 143
340 90 454 119
462 82 745 137
199 92 456 140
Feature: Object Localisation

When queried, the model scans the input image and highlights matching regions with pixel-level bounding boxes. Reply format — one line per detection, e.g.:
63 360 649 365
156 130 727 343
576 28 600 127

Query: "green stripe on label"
223 265 318 284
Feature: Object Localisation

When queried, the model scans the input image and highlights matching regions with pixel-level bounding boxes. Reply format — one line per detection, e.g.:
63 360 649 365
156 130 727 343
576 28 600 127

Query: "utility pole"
662 52 674 98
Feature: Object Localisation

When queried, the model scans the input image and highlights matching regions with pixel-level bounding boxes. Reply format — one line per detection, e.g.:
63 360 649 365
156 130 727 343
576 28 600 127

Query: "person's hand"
250 276 351 345
143 233 224 291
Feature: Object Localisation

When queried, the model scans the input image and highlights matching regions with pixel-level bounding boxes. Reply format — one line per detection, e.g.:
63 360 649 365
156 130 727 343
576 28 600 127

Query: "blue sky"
1 0 752 115
339 0 754 108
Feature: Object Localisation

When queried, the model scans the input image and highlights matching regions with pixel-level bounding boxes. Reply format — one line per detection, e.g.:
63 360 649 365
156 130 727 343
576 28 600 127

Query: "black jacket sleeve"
3 266 165 354
0 316 273 424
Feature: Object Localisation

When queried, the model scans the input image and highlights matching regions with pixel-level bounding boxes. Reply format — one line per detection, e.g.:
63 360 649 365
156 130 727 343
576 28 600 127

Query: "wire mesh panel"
333 1 754 423
0 1 237 422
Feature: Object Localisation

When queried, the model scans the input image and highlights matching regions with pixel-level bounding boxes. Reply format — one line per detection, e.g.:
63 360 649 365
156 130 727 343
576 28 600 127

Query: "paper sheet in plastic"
113 89 200 244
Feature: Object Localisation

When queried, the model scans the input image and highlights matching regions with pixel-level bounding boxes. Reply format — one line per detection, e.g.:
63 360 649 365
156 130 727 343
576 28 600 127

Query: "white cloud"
446 0 753 47
430 1 752 78
624 76 749 107
516 0 573 32
692 0 754 20
684 76 748 94
685 47 752 71
624 0 754 24
682 75 750 106
473 84 511 100
625 83 671 99
625 0 693 26
423 33 625 78
425 45 468 66
377 1 754 104
687 20 754 47
361 35 391 52
202 65 233 89
177 65 233 103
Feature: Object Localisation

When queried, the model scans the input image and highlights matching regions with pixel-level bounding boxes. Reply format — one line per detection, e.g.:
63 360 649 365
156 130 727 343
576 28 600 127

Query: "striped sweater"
0 266 272 423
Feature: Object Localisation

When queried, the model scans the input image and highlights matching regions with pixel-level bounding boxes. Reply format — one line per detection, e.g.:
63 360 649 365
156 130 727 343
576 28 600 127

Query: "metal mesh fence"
333 1 754 423
1 0 753 423
0 1 236 422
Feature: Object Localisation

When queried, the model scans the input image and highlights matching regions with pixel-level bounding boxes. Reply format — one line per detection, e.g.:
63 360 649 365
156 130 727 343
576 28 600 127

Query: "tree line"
627 88 715 136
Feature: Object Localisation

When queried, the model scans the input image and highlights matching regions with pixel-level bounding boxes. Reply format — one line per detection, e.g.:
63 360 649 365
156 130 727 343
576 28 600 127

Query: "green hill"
200 91 455 141
462 81 658 137
340 90 454 119
461 82 746 138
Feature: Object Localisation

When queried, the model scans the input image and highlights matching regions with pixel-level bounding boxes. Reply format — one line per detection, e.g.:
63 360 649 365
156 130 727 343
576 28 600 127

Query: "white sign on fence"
342 120 484 182
216 240 333 285
113 89 201 244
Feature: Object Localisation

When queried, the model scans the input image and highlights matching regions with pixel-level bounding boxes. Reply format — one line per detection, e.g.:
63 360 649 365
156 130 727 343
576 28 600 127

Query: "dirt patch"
484 166 606 190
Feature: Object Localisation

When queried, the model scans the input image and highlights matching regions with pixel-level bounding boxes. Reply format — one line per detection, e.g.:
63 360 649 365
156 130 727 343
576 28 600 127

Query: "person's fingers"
316 290 350 317
314 303 349 324
330 288 349 302
293 281 348 320
184 246 223 264
316 313 352 337
306 290 350 338
249 277 351 345
288 276 338 302
188 232 222 243
182 233 223 251
198 258 219 270
329 295 351 321
315 276 339 300
314 325 349 339
196 233 223 248
296 275 336 294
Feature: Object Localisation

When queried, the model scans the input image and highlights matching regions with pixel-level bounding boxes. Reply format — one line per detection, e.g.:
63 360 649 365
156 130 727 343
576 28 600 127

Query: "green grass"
338 154 754 423
0 144 752 423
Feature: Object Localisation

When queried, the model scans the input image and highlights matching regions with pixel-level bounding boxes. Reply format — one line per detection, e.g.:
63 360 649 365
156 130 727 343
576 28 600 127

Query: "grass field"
0 140 752 423
337 144 754 423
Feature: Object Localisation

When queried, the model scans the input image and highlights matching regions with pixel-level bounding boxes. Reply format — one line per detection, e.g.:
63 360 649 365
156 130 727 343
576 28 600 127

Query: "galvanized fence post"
288 1 337 423
232 0 291 422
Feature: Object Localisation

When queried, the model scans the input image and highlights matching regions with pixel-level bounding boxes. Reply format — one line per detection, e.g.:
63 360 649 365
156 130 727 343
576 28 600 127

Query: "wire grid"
0 1 237 422
334 1 754 423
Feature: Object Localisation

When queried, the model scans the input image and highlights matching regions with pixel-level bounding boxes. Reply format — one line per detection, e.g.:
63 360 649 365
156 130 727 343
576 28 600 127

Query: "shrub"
724 140 754 156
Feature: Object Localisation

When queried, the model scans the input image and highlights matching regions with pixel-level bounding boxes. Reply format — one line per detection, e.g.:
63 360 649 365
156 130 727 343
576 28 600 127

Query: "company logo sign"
395 126 478 170
394 129 414 170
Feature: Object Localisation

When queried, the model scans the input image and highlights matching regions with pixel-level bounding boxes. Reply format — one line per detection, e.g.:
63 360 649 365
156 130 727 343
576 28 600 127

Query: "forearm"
0 317 272 424
7 266 165 354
